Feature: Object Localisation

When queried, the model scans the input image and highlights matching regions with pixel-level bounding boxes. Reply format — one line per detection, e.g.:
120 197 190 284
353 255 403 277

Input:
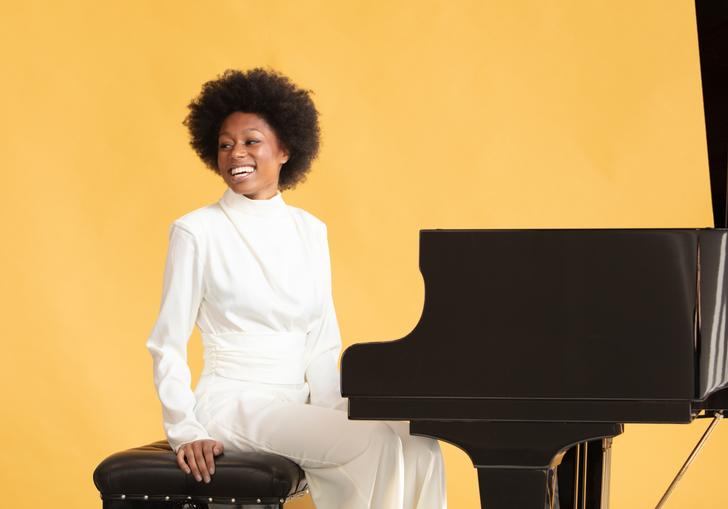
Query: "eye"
219 142 232 149
245 139 260 146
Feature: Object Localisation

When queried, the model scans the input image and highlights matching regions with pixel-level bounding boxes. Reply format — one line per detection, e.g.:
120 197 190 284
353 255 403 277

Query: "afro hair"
183 68 321 190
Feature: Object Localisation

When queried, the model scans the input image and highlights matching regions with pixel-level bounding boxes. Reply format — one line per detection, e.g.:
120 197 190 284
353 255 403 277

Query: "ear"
281 148 290 164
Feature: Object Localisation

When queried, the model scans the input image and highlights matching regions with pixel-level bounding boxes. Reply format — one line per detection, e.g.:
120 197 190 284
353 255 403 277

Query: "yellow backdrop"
1 1 723 508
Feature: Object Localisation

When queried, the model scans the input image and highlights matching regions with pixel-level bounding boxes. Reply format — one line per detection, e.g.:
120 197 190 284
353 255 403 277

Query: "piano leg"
477 466 553 508
410 421 623 509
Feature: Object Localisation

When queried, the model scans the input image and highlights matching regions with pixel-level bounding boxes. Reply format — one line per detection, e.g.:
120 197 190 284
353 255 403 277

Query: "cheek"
268 146 287 164
256 147 272 163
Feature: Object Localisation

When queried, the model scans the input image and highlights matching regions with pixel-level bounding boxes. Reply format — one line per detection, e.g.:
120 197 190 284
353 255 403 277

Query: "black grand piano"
340 3 728 508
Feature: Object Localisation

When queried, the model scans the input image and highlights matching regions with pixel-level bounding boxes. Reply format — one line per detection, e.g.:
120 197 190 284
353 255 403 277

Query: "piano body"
342 229 728 508
340 3 728 508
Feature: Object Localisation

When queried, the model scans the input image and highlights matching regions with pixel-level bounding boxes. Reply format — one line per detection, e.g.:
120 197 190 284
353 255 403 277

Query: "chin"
224 179 252 194
232 184 271 200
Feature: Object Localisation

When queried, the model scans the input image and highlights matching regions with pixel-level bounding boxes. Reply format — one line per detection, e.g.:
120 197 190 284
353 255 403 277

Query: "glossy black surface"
341 229 728 508
696 0 728 227
696 230 728 397
342 229 728 422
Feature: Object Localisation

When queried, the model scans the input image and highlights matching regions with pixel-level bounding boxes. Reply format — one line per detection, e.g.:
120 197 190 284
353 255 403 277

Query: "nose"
232 141 247 158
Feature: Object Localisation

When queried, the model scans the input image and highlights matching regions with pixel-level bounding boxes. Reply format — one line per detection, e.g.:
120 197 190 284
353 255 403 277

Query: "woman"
146 68 446 509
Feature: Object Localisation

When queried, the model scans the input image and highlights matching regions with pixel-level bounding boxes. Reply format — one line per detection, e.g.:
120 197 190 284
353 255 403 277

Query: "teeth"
231 166 255 176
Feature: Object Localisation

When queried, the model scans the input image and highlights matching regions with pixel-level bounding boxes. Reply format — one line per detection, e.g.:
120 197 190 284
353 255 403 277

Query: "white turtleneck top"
146 187 345 452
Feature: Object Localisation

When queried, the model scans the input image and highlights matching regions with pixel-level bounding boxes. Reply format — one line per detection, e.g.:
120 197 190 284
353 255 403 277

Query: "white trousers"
194 374 447 509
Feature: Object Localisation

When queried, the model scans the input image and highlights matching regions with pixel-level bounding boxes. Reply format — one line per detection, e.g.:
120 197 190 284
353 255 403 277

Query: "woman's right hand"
176 439 224 483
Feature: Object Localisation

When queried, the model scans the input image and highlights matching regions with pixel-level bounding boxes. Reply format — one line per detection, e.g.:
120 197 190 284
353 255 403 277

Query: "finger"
193 442 210 483
203 442 216 475
213 441 224 456
185 446 203 482
176 449 191 474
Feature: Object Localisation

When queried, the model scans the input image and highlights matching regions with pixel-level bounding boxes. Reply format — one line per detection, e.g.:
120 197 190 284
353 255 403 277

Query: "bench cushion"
93 440 307 505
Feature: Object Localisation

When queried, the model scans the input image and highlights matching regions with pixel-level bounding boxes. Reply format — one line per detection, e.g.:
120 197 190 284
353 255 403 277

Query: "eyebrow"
219 128 264 137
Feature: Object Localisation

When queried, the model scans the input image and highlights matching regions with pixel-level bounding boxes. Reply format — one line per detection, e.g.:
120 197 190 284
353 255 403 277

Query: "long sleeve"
304 224 347 411
146 222 213 453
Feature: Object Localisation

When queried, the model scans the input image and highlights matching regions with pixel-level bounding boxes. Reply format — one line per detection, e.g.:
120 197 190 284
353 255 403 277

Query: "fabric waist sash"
201 331 307 385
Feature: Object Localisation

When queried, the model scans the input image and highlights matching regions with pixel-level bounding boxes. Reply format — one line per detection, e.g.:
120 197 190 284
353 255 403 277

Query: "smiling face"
217 112 290 199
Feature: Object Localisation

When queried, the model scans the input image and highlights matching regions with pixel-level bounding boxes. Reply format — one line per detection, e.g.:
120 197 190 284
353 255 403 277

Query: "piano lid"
696 1 728 227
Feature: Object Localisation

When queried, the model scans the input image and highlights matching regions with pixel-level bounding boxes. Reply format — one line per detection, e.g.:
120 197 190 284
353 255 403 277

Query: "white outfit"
146 187 446 509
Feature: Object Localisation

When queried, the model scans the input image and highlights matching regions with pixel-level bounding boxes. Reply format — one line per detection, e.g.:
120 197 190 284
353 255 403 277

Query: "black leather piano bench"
93 440 308 509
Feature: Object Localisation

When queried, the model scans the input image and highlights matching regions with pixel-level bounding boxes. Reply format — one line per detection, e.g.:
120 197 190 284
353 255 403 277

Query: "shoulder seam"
290 205 326 227
169 221 197 239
